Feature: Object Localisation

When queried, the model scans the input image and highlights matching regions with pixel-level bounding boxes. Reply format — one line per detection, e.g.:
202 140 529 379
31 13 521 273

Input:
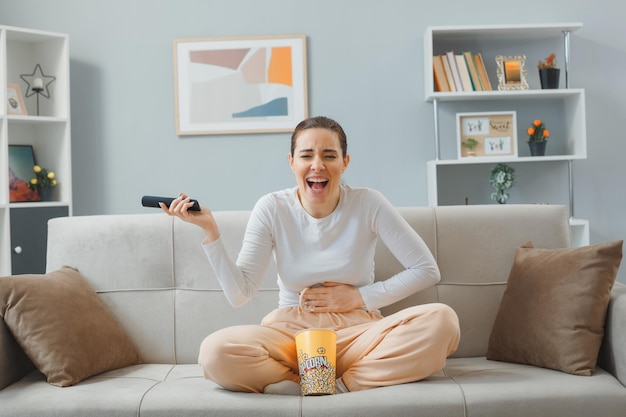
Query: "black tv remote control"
141 196 201 211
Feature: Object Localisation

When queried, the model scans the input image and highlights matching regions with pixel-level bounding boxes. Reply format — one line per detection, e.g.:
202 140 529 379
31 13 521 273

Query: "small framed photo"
8 144 39 202
174 34 308 135
495 55 529 91
7 84 27 115
457 111 517 159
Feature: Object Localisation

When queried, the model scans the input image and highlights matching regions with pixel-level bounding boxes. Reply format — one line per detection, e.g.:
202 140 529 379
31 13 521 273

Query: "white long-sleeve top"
202 185 440 311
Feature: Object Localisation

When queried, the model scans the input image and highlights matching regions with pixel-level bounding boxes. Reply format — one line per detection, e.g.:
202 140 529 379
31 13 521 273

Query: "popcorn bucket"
295 329 337 395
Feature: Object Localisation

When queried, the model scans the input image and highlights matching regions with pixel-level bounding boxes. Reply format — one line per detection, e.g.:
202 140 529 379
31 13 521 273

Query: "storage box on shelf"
1 25 72 275
423 23 588 247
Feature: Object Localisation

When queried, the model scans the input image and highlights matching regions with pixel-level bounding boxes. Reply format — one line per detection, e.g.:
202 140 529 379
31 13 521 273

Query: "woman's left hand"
300 282 365 313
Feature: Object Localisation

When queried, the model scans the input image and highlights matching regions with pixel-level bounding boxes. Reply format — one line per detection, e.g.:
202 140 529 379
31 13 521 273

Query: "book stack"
433 51 492 92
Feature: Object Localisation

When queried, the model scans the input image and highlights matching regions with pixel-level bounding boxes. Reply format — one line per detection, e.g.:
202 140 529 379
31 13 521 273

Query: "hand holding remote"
145 194 219 244
141 195 201 211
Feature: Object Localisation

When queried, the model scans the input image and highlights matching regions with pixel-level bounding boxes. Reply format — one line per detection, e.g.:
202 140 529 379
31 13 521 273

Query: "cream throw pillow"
0 266 141 386
486 240 623 375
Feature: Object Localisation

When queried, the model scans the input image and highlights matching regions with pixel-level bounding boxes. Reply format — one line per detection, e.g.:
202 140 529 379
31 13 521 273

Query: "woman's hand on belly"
299 282 365 313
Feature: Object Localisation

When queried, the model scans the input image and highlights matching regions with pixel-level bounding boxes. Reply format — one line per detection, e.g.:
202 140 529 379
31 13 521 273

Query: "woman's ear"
288 152 295 171
343 154 351 171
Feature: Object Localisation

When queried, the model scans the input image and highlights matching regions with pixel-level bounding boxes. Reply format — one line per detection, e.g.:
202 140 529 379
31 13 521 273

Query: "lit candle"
33 77 43 89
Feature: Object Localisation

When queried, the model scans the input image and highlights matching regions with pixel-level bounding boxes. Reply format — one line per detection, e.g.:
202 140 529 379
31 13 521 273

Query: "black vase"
539 68 560 89
38 187 54 201
529 141 547 157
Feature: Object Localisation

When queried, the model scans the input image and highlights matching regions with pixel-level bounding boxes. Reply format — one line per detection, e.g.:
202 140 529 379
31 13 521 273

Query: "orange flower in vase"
538 54 560 89
528 119 549 156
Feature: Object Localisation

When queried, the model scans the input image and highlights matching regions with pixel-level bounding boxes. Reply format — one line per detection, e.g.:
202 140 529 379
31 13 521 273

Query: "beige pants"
198 303 460 393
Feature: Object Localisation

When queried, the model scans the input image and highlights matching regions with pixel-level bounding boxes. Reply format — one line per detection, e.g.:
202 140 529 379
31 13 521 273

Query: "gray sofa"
1 204 625 417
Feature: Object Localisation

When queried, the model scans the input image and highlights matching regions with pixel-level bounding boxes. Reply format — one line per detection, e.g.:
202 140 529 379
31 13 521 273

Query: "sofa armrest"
598 282 626 386
0 319 34 391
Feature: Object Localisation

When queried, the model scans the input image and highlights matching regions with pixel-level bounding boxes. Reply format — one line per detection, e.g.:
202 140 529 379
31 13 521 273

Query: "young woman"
163 116 460 394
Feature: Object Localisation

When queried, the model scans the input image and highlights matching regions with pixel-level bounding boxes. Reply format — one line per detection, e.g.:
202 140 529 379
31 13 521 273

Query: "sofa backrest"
46 204 571 364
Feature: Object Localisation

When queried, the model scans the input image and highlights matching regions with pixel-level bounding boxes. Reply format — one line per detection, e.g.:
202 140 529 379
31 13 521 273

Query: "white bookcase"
0 25 72 275
424 23 589 247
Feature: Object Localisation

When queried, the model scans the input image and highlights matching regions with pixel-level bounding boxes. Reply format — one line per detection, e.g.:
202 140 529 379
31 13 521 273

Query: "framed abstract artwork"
173 34 308 135
8 145 38 202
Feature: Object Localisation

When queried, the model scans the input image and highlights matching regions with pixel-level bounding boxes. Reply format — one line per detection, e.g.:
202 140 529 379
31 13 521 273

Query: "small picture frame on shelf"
457 111 518 159
495 55 529 91
8 144 39 202
7 84 27 115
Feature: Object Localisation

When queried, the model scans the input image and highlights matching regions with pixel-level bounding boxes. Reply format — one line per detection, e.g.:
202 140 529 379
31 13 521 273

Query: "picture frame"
495 55 529 91
173 34 308 135
457 111 518 159
7 83 27 115
8 144 38 202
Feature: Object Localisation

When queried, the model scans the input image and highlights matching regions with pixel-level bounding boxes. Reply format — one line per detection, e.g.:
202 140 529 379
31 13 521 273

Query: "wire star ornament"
20 64 56 99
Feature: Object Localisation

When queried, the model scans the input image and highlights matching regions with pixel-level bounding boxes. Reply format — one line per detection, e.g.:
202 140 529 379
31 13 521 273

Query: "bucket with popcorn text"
295 328 337 395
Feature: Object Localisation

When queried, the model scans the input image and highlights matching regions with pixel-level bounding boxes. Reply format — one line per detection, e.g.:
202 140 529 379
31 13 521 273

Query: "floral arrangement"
527 119 550 143
28 165 57 191
490 163 515 204
538 53 557 69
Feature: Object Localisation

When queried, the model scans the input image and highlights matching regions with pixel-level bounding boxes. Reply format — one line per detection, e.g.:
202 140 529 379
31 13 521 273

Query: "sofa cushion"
0 266 141 387
486 240 623 375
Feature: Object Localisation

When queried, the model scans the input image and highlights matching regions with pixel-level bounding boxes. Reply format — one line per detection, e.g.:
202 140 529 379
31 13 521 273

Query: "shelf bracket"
563 30 571 89
433 98 440 160
568 159 575 219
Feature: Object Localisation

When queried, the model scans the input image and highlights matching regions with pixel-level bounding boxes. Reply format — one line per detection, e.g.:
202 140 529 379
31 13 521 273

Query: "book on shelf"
433 55 450 92
474 53 492 91
463 51 483 91
440 54 457 92
433 50 493 93
455 54 474 91
445 51 464 92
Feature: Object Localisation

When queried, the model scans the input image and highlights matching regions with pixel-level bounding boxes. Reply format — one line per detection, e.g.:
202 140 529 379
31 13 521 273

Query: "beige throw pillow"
486 240 623 376
0 266 141 386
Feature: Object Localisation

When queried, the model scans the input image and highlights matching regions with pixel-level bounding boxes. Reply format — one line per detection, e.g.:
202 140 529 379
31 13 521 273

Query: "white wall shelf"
424 23 588 247
1 25 72 275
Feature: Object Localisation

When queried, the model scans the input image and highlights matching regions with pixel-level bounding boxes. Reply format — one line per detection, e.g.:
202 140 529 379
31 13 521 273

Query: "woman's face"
288 128 350 218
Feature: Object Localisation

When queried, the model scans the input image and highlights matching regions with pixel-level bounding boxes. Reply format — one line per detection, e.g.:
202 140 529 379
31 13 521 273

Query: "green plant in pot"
527 119 549 156
28 165 57 201
538 53 560 89
462 138 479 156
490 163 515 204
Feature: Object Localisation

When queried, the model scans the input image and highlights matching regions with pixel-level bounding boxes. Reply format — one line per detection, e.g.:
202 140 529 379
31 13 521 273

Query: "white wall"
2 0 625 282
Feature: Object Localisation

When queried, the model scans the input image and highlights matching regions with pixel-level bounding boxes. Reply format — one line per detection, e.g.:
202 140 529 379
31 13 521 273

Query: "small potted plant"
538 53 560 89
28 165 58 201
462 138 479 156
527 119 550 156
490 163 515 204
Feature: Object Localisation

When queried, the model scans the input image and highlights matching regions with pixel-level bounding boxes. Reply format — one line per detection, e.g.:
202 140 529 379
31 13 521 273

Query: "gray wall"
2 0 625 283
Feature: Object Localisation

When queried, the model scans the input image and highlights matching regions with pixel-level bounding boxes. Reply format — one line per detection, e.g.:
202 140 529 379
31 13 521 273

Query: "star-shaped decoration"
20 64 56 99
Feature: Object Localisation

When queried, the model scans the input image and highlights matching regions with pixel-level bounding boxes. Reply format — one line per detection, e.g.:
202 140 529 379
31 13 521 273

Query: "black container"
539 68 560 89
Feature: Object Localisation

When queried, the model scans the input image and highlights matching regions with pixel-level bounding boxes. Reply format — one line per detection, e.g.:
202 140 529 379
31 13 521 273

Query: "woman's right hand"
160 193 220 243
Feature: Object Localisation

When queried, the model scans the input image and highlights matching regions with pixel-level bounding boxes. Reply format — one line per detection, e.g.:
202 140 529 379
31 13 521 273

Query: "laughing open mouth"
307 178 329 191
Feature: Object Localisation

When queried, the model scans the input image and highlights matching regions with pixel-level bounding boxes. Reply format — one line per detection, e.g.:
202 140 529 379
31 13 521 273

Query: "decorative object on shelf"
538 53 560 89
490 163 515 204
462 138 478 156
174 34 308 135
527 119 550 156
8 144 39 202
457 111 517 159
495 55 529 91
6 83 27 115
28 164 58 201
20 63 56 116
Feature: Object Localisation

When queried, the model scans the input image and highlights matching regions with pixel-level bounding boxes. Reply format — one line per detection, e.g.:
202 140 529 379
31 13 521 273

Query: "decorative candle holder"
20 64 56 116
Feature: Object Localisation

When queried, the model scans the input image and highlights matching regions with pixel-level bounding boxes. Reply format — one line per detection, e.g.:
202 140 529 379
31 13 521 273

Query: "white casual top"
202 185 440 311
